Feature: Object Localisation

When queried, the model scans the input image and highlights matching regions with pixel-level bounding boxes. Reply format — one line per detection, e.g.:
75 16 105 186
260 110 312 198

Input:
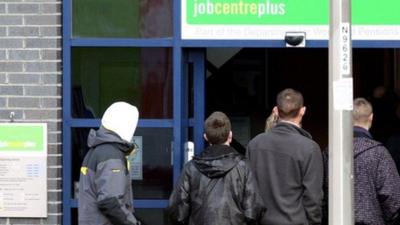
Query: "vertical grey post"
328 0 354 224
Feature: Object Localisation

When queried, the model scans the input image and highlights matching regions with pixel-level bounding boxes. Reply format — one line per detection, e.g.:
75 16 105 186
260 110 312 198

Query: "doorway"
204 48 400 151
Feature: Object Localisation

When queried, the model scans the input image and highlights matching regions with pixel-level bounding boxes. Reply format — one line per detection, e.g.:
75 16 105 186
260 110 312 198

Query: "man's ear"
368 113 373 123
228 131 233 144
203 133 208 142
300 106 306 117
273 106 278 116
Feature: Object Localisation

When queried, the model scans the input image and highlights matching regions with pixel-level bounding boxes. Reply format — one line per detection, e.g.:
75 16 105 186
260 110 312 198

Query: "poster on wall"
0 123 47 217
128 136 143 180
181 0 400 40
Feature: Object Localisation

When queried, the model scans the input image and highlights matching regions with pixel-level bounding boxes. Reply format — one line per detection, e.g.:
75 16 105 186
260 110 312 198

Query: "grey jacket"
246 122 323 225
78 127 140 225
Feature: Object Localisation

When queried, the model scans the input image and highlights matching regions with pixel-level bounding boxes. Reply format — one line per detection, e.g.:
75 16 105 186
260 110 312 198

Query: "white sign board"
182 0 400 40
128 136 143 180
0 123 47 217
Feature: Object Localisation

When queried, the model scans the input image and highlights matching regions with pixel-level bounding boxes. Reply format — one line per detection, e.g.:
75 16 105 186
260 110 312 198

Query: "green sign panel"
0 124 45 152
186 0 400 25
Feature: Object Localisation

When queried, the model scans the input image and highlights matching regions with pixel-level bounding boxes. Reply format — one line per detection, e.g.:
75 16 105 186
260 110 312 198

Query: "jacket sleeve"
375 147 400 222
242 162 266 225
168 163 191 225
95 158 140 225
302 144 324 225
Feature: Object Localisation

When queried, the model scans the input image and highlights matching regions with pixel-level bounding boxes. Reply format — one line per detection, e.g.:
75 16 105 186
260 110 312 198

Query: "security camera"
285 32 306 47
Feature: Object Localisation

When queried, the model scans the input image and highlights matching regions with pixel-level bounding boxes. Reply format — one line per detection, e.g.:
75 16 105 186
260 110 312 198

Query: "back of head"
276 88 304 120
101 102 139 142
353 98 373 125
204 111 231 145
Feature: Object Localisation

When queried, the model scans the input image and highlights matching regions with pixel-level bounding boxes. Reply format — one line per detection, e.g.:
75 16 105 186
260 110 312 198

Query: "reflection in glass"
132 128 173 199
72 47 172 119
71 127 173 200
71 127 94 199
72 0 172 38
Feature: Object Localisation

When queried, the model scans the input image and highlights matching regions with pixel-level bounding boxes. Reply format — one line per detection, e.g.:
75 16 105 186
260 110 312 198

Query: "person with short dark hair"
247 88 323 225
169 111 266 225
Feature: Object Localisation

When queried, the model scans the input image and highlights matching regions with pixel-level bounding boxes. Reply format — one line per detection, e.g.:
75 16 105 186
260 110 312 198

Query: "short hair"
353 98 373 124
204 111 231 145
276 88 304 119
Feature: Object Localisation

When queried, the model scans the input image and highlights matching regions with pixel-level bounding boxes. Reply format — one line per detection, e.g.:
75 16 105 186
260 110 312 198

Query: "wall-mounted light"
285 32 306 47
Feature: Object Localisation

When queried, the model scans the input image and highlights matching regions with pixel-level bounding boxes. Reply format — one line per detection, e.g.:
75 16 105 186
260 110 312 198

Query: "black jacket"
78 127 140 225
169 145 266 225
246 122 323 225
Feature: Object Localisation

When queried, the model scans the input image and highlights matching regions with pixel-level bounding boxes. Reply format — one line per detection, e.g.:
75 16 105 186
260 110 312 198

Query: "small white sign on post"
340 23 351 77
333 78 353 111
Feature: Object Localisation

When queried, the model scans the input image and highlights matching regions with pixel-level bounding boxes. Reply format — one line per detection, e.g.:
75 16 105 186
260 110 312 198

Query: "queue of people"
169 88 400 225
77 87 400 225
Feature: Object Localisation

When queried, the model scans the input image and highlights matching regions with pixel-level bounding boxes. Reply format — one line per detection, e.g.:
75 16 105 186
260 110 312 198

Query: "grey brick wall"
0 0 62 224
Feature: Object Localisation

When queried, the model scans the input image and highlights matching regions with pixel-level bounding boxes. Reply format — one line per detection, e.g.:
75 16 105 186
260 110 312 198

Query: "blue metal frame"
189 50 206 154
62 0 400 224
67 39 400 49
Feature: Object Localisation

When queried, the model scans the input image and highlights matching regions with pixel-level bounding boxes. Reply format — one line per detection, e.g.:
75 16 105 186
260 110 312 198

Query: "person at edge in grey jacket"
322 98 400 225
78 102 141 225
247 88 323 225
168 111 266 225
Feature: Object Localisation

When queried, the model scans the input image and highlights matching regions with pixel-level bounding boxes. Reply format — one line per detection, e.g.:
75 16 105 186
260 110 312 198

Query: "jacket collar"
274 121 312 139
353 126 373 140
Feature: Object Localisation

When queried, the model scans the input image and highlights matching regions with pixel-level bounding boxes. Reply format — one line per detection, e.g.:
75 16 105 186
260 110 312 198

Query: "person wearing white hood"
78 102 141 225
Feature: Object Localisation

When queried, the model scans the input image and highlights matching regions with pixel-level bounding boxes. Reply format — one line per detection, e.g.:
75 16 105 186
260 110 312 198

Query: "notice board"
0 123 47 217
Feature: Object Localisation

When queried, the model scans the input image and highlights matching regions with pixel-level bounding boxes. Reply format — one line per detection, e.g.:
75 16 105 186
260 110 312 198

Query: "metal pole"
328 0 354 224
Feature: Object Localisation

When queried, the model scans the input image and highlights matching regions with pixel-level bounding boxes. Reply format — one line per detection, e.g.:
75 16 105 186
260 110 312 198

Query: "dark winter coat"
322 127 400 225
168 145 266 225
246 122 323 225
353 127 400 224
78 127 141 225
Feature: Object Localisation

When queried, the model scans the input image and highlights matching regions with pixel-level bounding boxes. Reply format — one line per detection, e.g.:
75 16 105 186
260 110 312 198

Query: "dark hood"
193 145 242 178
87 126 135 155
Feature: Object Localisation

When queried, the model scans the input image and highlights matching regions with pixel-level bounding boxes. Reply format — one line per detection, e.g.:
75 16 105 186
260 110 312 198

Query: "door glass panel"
72 0 173 38
131 128 173 199
72 47 173 119
71 127 93 199
71 127 173 200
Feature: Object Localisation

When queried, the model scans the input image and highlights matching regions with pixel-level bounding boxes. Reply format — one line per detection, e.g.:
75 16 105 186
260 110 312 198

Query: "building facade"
1 0 400 225
0 0 62 224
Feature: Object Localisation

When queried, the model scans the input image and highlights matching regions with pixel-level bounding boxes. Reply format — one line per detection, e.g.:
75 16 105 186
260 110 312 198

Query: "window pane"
71 127 173 200
72 47 172 119
132 128 173 199
72 0 172 38
71 127 93 199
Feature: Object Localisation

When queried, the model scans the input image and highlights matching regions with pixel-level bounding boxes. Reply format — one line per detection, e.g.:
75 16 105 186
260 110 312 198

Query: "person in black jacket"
78 102 141 225
247 88 323 225
169 111 266 225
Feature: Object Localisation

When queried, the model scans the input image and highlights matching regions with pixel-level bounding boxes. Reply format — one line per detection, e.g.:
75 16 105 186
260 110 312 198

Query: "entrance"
192 48 400 153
